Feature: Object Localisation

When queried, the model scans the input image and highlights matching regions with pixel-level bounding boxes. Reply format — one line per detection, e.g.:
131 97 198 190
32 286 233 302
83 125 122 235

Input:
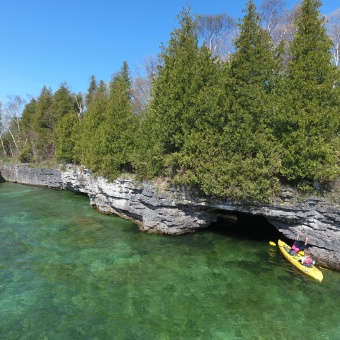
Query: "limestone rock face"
1 163 339 270
0 163 63 188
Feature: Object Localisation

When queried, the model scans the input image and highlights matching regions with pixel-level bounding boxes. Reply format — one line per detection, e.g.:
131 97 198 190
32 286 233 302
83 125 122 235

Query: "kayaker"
300 250 315 268
289 231 308 255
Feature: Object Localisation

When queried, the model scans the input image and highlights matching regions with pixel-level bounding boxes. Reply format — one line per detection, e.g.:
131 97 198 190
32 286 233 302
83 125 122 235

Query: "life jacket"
304 257 313 264
292 240 305 252
301 256 314 267
291 244 300 252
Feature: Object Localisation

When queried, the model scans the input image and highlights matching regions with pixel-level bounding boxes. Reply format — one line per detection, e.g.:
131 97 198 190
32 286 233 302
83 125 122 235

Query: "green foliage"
0 131 13 157
277 0 340 183
51 83 76 128
98 62 137 179
55 111 79 163
139 8 224 176
11 1 340 202
146 8 203 159
18 143 34 163
34 86 53 130
17 84 78 163
214 0 281 200
137 3 282 201
76 81 108 170
85 75 97 108
76 63 137 180
20 98 37 140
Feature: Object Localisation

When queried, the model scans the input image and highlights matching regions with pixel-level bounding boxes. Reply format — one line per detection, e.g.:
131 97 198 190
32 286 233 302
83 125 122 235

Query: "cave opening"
204 210 286 244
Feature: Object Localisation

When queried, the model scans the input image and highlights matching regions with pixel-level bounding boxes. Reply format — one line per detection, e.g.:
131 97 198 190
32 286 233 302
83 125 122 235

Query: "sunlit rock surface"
1 163 339 270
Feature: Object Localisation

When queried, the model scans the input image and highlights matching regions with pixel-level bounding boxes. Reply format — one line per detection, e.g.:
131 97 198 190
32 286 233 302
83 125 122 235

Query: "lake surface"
0 182 339 339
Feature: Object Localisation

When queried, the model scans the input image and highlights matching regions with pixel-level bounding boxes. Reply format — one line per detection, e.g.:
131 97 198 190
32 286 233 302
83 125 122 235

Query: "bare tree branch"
132 56 159 116
0 96 26 155
195 13 237 61
74 93 85 118
260 0 286 34
327 8 340 67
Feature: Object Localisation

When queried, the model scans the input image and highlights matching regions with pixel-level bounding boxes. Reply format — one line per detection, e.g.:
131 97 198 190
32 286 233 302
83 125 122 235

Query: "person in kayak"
300 250 315 268
289 231 308 255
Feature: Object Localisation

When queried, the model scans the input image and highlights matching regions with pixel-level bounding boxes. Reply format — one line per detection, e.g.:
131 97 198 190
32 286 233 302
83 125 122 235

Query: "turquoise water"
0 182 340 339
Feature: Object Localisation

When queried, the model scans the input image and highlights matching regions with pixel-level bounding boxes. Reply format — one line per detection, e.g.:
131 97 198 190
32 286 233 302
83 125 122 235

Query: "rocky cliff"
1 163 339 270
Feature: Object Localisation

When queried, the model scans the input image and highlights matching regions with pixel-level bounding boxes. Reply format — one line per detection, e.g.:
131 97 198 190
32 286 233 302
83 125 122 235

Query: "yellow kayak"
278 239 323 282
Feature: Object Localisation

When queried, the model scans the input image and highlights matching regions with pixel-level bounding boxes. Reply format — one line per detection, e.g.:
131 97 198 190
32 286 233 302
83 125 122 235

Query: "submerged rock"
1 163 339 270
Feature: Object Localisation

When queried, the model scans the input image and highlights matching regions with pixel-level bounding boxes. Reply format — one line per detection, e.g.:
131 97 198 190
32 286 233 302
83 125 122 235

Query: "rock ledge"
1 163 339 270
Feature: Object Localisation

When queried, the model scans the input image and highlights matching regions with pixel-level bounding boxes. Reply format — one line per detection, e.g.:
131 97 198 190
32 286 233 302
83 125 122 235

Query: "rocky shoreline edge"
0 163 339 271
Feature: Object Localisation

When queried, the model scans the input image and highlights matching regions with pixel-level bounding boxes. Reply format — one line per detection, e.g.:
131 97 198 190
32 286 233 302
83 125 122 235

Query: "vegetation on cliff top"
1 0 340 201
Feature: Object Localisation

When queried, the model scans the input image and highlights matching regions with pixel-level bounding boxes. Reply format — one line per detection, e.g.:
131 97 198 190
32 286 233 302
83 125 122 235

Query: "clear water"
0 182 339 339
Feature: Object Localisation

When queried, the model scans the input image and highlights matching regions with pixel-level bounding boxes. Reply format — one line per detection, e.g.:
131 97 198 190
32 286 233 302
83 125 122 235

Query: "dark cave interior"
205 210 290 244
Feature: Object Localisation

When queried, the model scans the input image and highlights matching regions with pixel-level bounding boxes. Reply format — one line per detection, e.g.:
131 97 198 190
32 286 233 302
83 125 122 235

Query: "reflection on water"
0 182 340 339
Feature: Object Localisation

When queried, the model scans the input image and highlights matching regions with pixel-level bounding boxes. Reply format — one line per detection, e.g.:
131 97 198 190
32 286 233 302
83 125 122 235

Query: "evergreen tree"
85 75 97 108
149 8 200 157
51 83 75 127
34 86 53 160
51 83 77 158
212 0 281 200
98 61 137 179
77 80 108 170
20 98 37 137
55 110 79 163
140 7 225 180
19 98 37 162
278 0 340 184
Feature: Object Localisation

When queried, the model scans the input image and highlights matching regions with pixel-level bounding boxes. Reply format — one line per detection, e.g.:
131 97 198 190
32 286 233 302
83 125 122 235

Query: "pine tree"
51 83 75 128
140 7 225 181
77 80 108 171
21 99 37 135
77 63 137 179
85 75 97 108
19 98 37 162
212 0 281 200
278 0 340 184
99 61 137 179
55 110 78 163
149 8 200 156
34 86 53 161
50 84 76 158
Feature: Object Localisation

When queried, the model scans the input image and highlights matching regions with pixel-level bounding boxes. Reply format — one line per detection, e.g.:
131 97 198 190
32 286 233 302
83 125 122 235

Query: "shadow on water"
202 211 287 244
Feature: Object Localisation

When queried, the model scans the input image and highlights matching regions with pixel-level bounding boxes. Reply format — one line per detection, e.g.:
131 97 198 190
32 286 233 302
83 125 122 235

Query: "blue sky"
0 0 339 101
